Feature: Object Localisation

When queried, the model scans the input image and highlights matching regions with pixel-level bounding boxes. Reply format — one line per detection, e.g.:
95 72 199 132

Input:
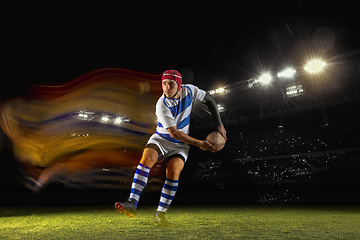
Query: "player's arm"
166 126 215 152
201 93 227 141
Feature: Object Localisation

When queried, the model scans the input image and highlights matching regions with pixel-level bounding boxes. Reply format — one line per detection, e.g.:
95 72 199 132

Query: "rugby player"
115 70 226 225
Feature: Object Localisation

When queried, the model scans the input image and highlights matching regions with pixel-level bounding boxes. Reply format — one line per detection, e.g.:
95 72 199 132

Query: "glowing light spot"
101 116 109 122
114 117 123 124
259 73 272 84
305 60 326 73
278 68 296 77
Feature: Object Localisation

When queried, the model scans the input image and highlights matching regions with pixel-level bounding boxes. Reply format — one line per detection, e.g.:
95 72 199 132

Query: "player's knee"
140 151 158 168
167 170 179 180
167 168 182 179
141 155 157 167
166 158 184 179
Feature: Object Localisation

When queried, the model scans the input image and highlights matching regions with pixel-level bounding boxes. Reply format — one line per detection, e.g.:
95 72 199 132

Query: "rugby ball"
206 131 226 151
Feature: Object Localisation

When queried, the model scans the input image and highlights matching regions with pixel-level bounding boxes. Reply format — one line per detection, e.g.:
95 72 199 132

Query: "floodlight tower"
305 59 326 73
303 59 328 92
258 73 272 84
278 68 296 78
277 67 306 98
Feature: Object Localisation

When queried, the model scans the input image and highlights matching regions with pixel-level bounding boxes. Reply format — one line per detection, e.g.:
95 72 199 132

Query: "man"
115 69 226 225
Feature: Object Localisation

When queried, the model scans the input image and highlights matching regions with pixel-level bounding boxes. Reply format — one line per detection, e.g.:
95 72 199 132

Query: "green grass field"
1 205 359 239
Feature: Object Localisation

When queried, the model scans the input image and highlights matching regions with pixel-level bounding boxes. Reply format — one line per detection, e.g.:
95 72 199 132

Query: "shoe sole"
114 203 135 218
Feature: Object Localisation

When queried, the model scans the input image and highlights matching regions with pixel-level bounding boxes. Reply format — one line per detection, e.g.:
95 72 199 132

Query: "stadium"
1 13 360 239
186 53 360 205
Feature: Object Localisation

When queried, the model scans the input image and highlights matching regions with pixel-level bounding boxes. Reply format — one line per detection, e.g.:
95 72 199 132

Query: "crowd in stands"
225 106 360 159
190 104 360 203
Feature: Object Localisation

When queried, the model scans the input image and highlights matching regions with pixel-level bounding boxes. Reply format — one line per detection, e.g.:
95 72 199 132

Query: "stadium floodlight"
285 84 306 98
208 90 216 96
215 87 226 94
208 86 229 96
278 68 296 78
217 103 226 112
305 59 326 73
78 113 88 119
77 110 94 120
258 73 272 84
101 116 109 122
114 117 123 124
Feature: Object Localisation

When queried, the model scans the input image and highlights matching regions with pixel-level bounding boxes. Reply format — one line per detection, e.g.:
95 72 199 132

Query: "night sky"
2 6 360 205
4 10 359 99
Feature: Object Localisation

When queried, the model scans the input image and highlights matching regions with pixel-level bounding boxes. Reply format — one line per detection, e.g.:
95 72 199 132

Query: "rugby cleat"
154 211 170 226
114 199 136 218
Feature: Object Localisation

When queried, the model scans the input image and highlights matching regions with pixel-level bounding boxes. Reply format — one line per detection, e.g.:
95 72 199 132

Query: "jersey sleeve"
156 98 176 129
188 84 206 102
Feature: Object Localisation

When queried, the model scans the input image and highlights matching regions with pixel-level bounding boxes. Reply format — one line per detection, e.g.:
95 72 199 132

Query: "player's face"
162 80 178 98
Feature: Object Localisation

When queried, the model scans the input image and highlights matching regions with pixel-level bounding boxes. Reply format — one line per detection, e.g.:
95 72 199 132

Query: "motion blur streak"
0 68 166 191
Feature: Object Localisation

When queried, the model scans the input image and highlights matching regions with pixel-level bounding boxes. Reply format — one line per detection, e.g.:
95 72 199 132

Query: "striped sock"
129 163 150 209
157 178 179 213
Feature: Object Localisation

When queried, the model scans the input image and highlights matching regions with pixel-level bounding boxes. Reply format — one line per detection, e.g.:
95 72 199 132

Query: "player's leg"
115 146 159 216
157 157 184 211
129 147 158 206
154 157 184 225
165 156 184 180
139 146 159 168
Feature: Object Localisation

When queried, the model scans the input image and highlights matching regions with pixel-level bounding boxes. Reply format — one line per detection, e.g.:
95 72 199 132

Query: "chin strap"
170 91 179 99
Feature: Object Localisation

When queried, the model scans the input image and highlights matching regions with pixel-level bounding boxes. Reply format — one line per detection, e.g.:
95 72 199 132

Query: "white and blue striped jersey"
155 84 206 144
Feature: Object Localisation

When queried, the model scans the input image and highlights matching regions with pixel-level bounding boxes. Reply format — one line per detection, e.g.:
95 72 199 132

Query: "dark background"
1 7 360 206
4 10 359 96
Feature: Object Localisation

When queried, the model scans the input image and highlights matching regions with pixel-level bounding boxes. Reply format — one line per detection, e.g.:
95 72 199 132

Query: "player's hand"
217 124 227 142
198 140 215 153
